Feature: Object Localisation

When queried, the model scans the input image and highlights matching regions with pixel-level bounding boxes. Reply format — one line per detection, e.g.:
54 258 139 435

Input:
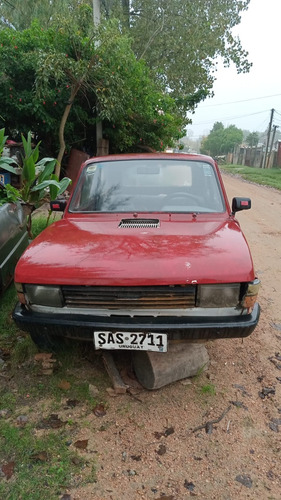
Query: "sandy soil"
60 173 281 500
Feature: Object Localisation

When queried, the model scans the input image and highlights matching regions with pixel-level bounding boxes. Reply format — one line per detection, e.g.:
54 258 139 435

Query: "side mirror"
50 199 67 212
232 197 251 215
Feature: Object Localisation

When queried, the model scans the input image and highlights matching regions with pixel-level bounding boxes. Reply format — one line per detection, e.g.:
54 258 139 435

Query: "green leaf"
31 142 40 164
0 183 21 204
49 173 59 200
0 128 8 152
37 159 57 183
0 160 18 174
36 157 57 167
22 155 36 183
31 179 62 192
21 132 33 158
56 177 72 197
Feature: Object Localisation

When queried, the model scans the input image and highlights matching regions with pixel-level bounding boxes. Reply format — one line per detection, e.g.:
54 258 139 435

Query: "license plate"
94 331 167 352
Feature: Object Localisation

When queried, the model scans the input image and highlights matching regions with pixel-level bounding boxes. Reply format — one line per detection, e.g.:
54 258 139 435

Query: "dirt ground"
63 173 281 500
3 173 281 500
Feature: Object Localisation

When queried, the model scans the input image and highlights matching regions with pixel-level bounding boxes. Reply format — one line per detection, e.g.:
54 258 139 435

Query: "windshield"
69 159 225 213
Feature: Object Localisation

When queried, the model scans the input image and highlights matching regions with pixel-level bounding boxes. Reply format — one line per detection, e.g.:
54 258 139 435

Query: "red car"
13 153 260 351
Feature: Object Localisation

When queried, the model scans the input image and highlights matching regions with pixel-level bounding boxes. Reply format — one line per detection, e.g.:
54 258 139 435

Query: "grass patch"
7 349 102 406
11 335 38 368
31 213 59 239
0 391 17 412
220 164 281 190
0 285 38 371
0 420 96 500
0 284 101 499
199 383 216 396
0 285 18 349
192 362 209 380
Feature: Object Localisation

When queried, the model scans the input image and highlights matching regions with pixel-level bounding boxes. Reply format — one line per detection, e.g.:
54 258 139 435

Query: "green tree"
200 122 243 157
0 0 73 30
1 0 252 111
0 17 186 171
104 0 252 109
246 131 259 147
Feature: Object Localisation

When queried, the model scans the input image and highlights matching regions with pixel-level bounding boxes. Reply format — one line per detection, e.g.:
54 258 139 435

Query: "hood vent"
119 218 160 229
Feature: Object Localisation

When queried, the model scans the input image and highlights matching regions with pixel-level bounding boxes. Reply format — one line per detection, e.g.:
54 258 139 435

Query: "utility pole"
93 0 103 155
93 0 100 26
266 124 279 168
262 108 274 168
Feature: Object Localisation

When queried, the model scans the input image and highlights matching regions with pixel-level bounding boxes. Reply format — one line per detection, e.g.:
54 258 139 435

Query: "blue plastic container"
0 171 11 185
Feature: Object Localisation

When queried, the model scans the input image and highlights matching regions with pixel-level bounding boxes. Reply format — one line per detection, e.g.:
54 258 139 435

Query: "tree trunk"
55 83 81 178
55 56 96 178
122 0 130 28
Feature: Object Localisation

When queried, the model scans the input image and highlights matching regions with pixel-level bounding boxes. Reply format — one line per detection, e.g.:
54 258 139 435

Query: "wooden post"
262 108 274 168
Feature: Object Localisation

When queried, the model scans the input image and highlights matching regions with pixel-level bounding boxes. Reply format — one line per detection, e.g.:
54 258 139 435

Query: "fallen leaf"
66 399 79 408
30 451 48 462
34 352 57 375
157 444 166 456
184 480 195 491
2 461 15 480
164 426 174 437
235 474 253 488
0 409 12 419
154 426 175 439
71 456 82 466
37 414 64 429
267 470 275 480
74 439 88 450
93 403 106 417
34 353 53 361
269 418 281 432
0 347 11 360
16 415 28 427
58 380 71 390
258 387 276 399
229 400 248 411
131 454 142 461
154 431 163 440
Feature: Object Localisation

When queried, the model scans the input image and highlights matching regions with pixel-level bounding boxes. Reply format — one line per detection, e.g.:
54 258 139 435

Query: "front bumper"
13 302 260 342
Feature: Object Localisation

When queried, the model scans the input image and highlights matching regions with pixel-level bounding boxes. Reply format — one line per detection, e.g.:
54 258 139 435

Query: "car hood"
15 214 255 286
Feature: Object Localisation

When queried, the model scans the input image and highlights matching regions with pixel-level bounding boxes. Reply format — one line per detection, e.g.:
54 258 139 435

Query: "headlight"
197 284 240 308
24 285 63 307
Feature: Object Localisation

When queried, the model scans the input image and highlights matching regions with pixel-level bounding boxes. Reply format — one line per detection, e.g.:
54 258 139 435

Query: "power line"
201 93 281 108
192 109 268 127
255 118 270 131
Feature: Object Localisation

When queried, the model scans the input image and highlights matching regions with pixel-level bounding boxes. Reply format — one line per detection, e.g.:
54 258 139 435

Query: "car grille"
61 285 196 309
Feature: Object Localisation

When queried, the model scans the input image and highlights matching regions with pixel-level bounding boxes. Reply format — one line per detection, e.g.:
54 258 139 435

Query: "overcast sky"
187 0 281 139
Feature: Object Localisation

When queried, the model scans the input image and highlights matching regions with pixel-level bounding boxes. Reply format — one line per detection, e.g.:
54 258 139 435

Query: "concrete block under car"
133 343 209 390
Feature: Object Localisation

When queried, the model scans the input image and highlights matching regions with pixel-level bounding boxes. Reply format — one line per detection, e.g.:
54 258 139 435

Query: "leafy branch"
0 129 71 238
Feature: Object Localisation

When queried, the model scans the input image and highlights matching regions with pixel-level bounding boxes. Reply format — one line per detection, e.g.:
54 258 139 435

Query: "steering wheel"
163 192 201 205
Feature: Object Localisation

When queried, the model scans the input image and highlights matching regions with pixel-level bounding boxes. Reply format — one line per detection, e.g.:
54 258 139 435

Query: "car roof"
83 152 215 166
